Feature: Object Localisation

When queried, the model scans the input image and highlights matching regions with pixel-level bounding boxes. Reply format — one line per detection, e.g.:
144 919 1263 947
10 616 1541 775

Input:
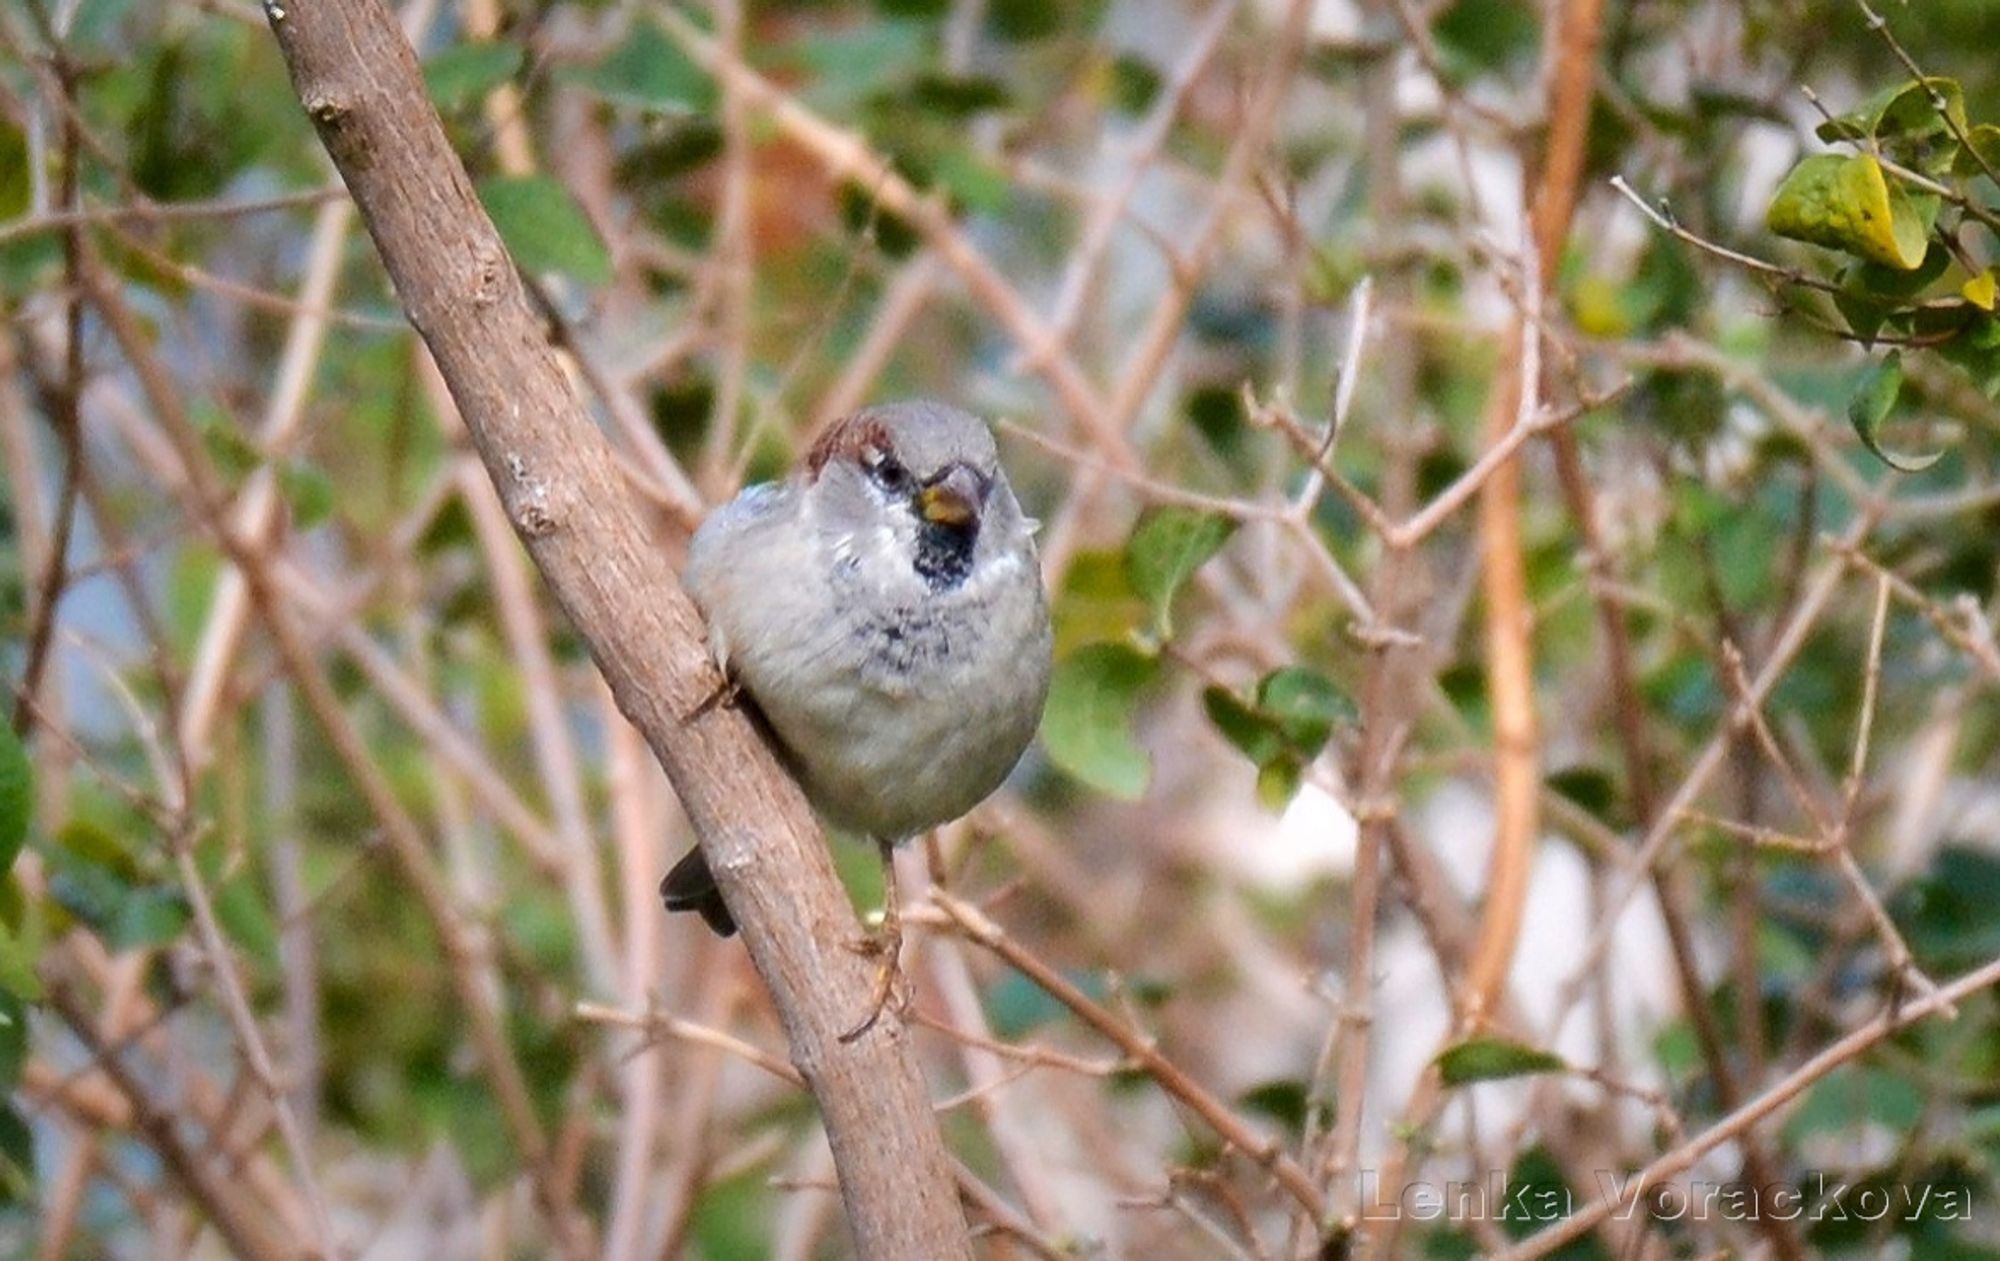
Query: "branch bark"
261 1 973 1255
1460 0 1607 1030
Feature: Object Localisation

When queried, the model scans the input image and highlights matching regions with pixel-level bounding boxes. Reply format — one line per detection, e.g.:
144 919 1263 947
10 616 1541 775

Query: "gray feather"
679 401 1052 845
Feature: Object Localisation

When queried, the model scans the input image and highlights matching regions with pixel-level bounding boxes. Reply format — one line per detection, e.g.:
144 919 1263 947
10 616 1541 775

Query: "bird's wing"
684 481 796 671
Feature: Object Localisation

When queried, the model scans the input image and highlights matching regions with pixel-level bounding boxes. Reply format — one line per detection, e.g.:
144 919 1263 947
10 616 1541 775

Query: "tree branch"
261 0 973 1255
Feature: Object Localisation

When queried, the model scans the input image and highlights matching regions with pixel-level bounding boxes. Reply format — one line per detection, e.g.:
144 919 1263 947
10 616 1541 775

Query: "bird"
660 400 1053 1035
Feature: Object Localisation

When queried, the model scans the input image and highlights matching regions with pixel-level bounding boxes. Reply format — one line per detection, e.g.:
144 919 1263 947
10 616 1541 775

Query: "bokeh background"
4 0 2000 1257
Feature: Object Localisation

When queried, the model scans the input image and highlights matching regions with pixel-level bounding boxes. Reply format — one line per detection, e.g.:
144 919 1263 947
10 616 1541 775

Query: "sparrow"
660 401 1052 1029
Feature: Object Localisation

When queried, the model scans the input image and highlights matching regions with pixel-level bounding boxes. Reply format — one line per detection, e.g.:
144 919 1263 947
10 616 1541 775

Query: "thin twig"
0 185 346 245
1851 0 2000 188
75 241 592 1258
1717 614 1948 1014
933 890 1327 1222
575 1000 804 1087
1609 174 1843 296
1494 951 2000 1261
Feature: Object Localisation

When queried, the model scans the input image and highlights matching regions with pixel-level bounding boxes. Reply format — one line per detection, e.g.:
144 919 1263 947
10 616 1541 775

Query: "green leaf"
1833 246 1949 344
1125 508 1236 640
212 872 279 967
929 148 1009 214
1238 1079 1310 1134
1255 757 1304 810
0 918 42 1003
1814 78 1970 178
1432 0 1540 76
1954 122 2000 180
1202 686 1286 766
0 203 56 292
1937 314 2000 399
54 817 140 878
987 0 1063 41
125 34 284 202
422 41 524 112
1847 350 1942 472
477 176 612 285
1846 243 1951 300
1816 77 1965 147
907 73 1010 118
838 182 920 257
200 415 262 483
614 121 724 183
559 17 712 113
987 968 1105 1037
1203 669 1350 809
0 1100 29 1205
1766 153 1934 270
47 854 189 951
280 462 335 529
1832 288 1893 344
1546 765 1618 825
0 725 29 878
1041 644 1159 800
1892 845 2000 970
1108 53 1162 115
0 117 29 221
790 22 927 112
1204 669 1350 766
1569 272 1634 338
1256 667 1351 755
1050 549 1145 653
0 991 24 1090
0 871 23 932
1436 1036 1568 1085
1784 1065 1923 1142
1186 386 1250 457
1652 1019 1701 1078
112 887 192 950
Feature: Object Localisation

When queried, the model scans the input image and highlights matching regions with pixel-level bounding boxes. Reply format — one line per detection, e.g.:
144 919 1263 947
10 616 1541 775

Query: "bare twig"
934 890 1327 1222
1851 0 2000 189
1494 952 2000 1261
1717 623 1947 1012
0 185 346 246
575 999 804 1087
1610 175 1843 296
76 241 592 1257
43 981 294 1261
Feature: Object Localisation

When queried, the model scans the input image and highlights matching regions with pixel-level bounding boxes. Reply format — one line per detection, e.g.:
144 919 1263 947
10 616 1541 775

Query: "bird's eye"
865 450 911 492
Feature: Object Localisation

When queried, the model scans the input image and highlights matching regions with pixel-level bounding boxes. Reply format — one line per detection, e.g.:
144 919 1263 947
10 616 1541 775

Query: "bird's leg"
839 838 907 1043
681 672 740 724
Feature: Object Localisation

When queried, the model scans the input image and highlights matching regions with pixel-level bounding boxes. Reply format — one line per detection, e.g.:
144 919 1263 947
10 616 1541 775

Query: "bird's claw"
682 675 740 724
844 920 895 959
839 859 906 1042
837 946 909 1043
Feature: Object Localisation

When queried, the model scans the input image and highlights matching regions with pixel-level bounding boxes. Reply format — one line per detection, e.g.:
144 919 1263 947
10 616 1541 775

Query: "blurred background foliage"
2 0 2000 1257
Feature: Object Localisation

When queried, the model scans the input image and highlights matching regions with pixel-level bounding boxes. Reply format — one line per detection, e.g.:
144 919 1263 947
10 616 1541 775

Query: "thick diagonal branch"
261 0 971 1255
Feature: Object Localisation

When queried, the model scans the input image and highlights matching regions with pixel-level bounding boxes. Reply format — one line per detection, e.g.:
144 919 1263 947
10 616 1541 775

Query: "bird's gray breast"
854 600 974 679
719 518 1047 839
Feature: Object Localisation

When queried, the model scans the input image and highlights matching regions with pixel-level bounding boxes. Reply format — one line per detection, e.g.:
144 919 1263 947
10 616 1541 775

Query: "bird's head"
803 401 1029 591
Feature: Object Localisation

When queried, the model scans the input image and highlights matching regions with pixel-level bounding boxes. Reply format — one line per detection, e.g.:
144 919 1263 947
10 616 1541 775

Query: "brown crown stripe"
805 411 890 479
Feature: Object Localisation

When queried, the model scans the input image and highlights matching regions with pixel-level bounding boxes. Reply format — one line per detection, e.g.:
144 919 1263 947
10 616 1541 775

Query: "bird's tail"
659 847 737 937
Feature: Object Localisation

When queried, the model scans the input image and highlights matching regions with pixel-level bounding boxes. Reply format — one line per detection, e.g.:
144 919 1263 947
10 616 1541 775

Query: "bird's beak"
918 463 988 528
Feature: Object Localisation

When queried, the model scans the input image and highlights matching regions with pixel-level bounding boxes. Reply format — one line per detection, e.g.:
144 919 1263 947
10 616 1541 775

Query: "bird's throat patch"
913 519 977 590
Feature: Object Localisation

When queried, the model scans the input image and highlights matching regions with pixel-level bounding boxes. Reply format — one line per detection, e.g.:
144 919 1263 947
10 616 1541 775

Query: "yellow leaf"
1766 153 1933 270
1569 274 1632 338
1963 270 1998 311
